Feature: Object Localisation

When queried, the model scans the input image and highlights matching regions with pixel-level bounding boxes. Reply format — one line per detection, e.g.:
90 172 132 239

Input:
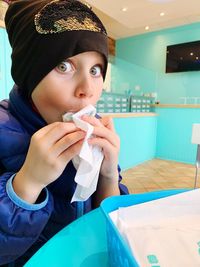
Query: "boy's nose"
75 76 93 98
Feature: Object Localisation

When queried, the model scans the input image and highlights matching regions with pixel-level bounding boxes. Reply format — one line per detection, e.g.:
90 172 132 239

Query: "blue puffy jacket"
0 86 128 266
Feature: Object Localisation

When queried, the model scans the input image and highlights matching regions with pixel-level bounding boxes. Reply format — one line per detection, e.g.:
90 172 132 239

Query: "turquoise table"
24 189 187 267
24 208 108 267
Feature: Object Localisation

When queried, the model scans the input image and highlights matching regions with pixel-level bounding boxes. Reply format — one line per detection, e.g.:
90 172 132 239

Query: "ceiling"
86 0 200 39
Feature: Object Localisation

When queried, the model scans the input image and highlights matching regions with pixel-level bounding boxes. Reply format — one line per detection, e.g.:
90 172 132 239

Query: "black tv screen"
166 40 200 73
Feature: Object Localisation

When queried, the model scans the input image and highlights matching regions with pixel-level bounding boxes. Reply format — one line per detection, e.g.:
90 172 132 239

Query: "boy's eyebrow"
94 61 105 66
63 57 105 68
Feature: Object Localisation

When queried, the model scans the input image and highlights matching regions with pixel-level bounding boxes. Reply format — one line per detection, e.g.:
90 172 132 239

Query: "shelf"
152 104 200 109
99 112 158 118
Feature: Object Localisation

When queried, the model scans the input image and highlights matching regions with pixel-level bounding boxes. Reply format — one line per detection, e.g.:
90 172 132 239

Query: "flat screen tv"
166 40 200 73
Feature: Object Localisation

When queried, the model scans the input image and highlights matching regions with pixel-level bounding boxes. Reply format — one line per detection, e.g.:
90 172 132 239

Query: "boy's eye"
90 65 102 77
56 61 73 73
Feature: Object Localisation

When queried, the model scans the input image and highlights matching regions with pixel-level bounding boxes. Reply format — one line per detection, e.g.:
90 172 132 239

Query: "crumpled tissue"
62 105 104 202
109 189 200 267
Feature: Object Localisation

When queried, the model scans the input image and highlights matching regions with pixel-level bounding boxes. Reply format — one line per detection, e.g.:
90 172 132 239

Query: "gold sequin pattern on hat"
34 0 102 34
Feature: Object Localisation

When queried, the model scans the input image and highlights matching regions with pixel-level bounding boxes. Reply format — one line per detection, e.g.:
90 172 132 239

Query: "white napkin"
109 189 200 267
62 105 104 202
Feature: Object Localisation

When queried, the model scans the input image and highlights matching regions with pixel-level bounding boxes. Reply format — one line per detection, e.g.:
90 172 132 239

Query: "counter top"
152 104 200 108
99 112 157 118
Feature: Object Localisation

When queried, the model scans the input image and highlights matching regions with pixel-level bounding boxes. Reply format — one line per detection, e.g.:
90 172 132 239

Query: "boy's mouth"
63 105 96 122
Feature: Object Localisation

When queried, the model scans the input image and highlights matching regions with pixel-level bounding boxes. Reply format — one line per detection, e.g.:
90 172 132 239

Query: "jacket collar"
9 85 47 135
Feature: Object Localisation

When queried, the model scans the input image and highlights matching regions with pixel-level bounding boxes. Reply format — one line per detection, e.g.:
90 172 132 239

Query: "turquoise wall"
0 27 13 100
116 22 200 104
110 57 156 95
114 116 157 170
111 21 200 167
155 107 200 164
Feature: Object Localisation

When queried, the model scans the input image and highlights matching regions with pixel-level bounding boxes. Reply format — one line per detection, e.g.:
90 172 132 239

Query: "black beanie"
5 0 108 99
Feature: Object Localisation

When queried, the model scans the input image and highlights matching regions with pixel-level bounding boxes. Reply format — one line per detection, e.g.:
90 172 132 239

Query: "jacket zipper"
76 201 84 219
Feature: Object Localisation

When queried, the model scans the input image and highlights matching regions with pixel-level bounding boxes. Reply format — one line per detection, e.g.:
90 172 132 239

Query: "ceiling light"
160 12 165 16
190 52 194 56
121 7 127 12
145 26 150 30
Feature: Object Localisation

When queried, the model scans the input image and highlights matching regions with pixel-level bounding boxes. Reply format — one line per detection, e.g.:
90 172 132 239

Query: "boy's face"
31 51 105 123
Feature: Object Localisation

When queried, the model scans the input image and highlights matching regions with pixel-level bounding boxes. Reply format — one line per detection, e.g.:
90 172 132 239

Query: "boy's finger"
100 116 115 131
33 122 78 144
81 115 102 127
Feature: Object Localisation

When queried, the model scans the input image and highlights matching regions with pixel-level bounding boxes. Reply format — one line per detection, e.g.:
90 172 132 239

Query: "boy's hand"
13 122 85 203
81 115 120 182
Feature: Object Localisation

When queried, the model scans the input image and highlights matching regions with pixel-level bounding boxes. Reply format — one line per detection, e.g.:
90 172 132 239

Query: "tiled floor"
121 158 198 194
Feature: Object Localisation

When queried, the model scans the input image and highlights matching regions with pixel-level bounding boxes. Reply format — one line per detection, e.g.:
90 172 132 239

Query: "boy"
0 0 128 266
